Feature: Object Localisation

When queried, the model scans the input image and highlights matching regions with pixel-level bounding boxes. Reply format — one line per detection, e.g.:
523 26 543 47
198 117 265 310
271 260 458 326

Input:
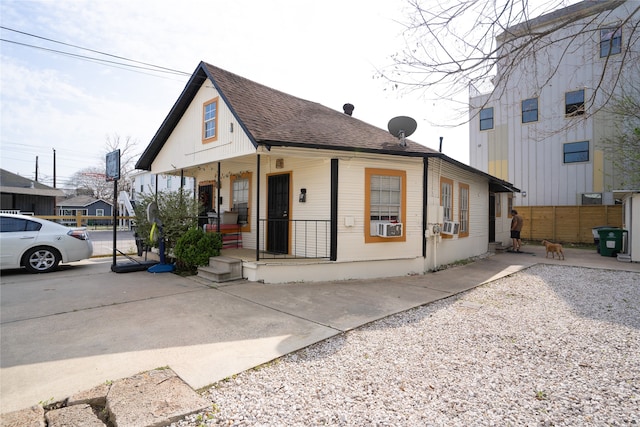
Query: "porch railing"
258 218 331 260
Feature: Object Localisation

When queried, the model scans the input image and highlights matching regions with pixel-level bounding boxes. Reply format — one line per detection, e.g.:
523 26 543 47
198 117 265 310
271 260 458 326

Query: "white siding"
337 155 424 263
152 83 256 174
424 158 491 270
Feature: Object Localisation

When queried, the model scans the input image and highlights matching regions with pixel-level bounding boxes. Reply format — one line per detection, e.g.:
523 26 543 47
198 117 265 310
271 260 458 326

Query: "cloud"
0 0 470 182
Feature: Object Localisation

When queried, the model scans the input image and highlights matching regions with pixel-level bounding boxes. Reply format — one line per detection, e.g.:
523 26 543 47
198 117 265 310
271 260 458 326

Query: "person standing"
510 209 524 252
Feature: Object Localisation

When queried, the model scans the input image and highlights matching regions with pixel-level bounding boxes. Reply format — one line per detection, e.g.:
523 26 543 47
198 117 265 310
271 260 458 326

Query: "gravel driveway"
172 264 639 426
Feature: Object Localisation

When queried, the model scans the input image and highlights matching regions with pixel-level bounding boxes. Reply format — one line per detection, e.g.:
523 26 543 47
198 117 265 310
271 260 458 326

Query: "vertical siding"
153 83 256 174
470 2 638 207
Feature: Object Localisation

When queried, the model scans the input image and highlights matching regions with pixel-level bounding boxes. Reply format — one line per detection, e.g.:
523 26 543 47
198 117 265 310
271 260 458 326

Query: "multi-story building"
469 0 638 207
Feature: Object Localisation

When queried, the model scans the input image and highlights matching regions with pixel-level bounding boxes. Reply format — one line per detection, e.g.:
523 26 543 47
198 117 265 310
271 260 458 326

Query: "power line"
0 26 191 77
1 38 190 77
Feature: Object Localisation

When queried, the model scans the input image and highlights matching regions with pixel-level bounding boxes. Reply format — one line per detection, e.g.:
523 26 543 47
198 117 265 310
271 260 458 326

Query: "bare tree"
69 166 112 199
382 0 639 125
101 134 139 194
65 134 140 200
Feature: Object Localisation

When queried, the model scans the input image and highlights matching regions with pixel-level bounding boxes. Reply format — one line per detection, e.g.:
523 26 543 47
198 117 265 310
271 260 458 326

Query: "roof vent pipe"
343 103 354 116
439 136 443 152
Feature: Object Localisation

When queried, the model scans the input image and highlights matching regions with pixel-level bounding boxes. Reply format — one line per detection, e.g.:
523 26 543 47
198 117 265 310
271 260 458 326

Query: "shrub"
174 227 222 273
133 189 200 261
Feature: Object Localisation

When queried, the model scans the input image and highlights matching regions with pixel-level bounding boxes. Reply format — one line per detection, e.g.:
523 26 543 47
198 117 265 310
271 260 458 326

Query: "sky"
0 0 471 188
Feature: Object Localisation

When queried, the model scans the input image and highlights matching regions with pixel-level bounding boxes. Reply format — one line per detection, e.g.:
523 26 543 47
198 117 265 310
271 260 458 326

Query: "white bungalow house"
136 62 519 283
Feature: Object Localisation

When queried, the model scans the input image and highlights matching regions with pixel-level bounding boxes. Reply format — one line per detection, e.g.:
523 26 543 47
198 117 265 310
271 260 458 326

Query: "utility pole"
35 156 39 182
52 148 56 188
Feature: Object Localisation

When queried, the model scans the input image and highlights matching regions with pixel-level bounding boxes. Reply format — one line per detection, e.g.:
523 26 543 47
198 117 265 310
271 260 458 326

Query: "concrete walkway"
1 244 638 425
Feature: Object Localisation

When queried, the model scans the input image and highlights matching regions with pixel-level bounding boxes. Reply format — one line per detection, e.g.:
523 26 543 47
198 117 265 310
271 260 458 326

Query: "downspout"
330 159 338 261
256 154 261 261
422 157 428 258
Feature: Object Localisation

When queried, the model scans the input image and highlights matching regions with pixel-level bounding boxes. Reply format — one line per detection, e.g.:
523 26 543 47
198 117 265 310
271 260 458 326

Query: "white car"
0 213 93 273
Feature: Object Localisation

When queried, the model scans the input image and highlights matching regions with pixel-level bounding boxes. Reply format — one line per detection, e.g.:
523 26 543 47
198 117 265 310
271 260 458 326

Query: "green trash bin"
597 228 627 257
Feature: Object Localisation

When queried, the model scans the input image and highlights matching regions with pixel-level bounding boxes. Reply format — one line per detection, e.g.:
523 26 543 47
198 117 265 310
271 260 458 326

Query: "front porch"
211 248 425 284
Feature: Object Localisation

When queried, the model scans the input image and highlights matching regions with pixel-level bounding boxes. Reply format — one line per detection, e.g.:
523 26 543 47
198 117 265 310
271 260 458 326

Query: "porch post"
216 162 221 230
256 154 261 261
330 158 338 261
423 157 428 258
179 169 184 205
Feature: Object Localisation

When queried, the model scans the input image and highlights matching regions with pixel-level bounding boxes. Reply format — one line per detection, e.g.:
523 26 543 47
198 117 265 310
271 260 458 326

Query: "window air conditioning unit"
441 221 460 236
377 222 403 237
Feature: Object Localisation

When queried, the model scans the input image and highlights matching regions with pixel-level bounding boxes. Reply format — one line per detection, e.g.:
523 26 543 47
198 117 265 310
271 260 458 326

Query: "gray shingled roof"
0 169 64 197
136 62 519 193
203 63 435 154
57 195 112 207
136 62 437 171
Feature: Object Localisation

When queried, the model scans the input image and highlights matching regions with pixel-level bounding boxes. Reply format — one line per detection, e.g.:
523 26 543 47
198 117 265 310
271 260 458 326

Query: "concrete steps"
617 253 632 262
197 256 243 282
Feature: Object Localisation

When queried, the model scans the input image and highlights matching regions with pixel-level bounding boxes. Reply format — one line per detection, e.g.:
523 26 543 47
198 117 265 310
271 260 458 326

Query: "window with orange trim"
440 177 453 222
458 183 469 237
364 168 406 243
202 97 218 143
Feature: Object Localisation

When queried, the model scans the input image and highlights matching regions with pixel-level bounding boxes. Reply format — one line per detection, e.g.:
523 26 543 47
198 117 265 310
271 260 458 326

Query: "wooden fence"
514 205 623 244
38 214 135 228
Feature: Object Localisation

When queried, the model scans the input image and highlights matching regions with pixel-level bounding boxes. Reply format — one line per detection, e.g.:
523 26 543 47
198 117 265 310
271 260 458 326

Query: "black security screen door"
267 174 290 254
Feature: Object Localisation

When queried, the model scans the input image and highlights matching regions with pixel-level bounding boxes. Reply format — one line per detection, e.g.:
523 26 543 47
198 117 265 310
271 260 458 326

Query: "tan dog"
542 240 565 260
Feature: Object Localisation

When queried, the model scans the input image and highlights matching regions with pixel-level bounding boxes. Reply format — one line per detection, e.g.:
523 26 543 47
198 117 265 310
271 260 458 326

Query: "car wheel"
23 246 61 273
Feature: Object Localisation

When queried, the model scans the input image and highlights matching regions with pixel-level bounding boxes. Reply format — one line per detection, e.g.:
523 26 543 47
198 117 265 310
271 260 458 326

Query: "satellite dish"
388 116 417 139
146 201 161 225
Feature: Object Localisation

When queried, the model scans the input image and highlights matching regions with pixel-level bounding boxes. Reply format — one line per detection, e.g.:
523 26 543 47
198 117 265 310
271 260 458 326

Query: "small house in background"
0 169 64 215
57 195 113 226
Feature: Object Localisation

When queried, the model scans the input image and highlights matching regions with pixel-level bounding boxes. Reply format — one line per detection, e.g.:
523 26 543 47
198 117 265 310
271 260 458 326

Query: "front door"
267 174 290 254
198 184 214 227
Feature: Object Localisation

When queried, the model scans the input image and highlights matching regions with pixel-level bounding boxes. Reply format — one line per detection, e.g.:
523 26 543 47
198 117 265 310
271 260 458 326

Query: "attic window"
203 97 218 142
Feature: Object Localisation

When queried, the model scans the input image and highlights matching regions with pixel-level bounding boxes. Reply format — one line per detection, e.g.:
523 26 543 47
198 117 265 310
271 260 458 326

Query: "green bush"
174 227 222 273
133 189 200 261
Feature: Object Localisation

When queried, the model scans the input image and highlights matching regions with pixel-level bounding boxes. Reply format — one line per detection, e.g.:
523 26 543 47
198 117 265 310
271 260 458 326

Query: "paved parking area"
1 245 638 414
